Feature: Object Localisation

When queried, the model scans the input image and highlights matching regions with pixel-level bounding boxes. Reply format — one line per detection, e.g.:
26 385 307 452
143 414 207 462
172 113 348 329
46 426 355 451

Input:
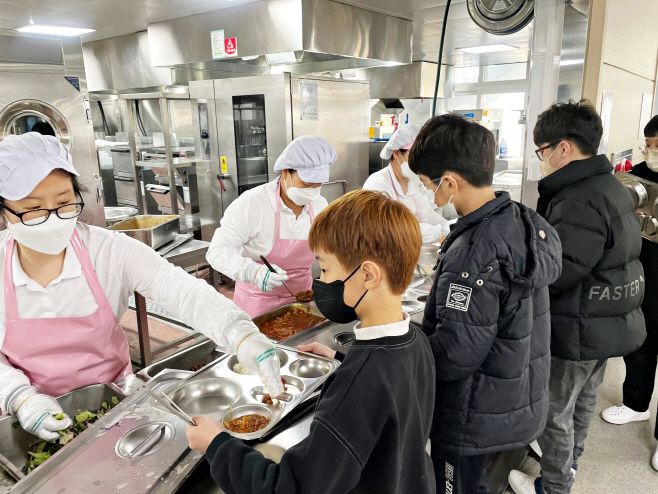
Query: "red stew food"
256 308 325 341
224 414 271 434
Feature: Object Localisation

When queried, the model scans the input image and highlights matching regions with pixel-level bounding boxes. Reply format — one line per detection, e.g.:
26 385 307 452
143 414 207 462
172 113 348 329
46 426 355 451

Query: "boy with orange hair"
186 189 436 494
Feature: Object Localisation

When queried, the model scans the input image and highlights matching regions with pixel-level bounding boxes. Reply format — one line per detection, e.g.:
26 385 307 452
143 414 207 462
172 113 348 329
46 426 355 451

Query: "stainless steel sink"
137 338 224 380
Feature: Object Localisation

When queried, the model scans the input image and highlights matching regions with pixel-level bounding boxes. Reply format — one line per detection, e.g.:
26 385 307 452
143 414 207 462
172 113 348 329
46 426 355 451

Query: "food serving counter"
0 279 431 494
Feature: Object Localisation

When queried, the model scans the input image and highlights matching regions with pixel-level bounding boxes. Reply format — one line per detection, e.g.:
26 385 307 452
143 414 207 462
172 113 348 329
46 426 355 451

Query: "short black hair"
644 115 658 138
408 113 496 187
533 99 602 156
30 122 56 137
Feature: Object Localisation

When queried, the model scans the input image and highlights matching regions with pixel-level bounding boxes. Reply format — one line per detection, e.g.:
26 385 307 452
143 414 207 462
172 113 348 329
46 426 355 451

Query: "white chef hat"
380 124 423 160
274 136 337 184
0 133 79 201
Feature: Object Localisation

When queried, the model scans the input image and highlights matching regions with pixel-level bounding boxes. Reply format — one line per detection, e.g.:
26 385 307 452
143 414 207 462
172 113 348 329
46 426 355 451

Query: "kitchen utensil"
145 388 196 426
157 234 193 257
416 264 433 284
260 255 297 299
0 450 24 482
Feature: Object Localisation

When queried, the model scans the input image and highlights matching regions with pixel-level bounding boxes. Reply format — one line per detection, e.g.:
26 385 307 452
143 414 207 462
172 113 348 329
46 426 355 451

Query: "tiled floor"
505 357 658 493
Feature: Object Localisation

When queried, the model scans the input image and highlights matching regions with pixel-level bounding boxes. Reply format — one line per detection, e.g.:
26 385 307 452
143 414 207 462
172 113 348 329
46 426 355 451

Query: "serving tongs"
416 264 433 284
260 255 298 300
145 387 197 426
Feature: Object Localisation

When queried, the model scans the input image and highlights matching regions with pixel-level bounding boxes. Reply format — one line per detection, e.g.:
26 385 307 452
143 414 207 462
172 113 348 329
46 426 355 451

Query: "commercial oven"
190 74 370 241
0 32 104 226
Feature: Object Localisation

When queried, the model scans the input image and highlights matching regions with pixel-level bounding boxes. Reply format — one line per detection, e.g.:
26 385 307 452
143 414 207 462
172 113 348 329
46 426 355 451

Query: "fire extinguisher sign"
224 37 238 58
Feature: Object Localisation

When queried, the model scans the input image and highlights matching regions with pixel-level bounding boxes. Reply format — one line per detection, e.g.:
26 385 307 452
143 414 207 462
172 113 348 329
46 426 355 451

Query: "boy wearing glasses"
409 114 562 494
509 100 646 494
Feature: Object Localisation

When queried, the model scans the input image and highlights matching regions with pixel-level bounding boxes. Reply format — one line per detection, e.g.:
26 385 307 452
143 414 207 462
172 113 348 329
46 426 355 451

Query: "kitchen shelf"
135 158 211 168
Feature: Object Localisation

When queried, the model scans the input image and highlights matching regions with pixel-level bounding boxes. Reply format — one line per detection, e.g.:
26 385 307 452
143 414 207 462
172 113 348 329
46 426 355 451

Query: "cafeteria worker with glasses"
0 132 284 442
207 136 337 317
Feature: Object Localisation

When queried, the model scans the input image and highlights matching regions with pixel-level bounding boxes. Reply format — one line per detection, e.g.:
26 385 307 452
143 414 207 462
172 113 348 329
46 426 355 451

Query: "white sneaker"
529 439 542 458
602 405 651 425
652 444 658 471
508 470 539 494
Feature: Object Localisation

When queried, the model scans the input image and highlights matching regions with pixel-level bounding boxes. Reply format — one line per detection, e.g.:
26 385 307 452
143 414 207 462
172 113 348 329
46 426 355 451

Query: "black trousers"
431 447 490 494
622 237 658 440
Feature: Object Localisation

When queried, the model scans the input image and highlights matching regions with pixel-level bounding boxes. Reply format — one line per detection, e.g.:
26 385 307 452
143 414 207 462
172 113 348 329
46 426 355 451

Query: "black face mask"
312 265 368 324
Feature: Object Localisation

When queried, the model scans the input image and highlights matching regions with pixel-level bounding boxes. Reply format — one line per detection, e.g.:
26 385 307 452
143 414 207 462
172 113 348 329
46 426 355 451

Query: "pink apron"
388 167 422 221
1 230 132 397
233 180 316 318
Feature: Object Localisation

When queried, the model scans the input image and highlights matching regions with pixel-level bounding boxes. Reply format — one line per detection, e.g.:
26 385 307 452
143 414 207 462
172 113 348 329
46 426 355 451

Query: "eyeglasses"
535 143 557 161
2 202 84 226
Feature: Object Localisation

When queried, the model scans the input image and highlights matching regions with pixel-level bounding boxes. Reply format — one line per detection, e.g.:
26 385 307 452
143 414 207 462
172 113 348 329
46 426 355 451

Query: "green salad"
20 397 119 475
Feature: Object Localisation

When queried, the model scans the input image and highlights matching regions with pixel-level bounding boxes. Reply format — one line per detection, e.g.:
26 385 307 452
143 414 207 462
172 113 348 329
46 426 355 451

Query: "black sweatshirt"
206 324 437 494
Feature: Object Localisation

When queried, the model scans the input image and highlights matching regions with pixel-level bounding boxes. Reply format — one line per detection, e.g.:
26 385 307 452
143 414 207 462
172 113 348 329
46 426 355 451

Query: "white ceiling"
0 0 532 67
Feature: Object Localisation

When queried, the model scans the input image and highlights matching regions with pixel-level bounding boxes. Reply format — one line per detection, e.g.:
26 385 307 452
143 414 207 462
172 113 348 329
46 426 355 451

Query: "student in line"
410 114 562 494
601 115 658 471
186 189 437 494
509 100 646 494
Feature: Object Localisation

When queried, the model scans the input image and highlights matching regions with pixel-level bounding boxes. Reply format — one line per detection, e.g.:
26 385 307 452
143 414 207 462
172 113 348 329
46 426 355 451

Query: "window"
454 66 479 84
447 94 478 112
483 63 528 82
482 92 526 157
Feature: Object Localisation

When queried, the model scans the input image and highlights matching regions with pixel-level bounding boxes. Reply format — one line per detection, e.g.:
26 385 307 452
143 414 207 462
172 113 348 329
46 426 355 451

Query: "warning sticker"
446 284 472 312
224 37 238 58
221 156 228 174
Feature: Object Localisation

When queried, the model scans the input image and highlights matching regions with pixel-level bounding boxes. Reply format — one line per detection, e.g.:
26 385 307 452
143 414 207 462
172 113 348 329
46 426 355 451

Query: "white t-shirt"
363 165 449 243
207 177 328 281
0 223 257 409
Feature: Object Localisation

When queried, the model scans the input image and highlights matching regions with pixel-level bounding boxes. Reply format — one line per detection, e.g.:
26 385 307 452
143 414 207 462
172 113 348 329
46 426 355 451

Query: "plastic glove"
245 261 289 293
237 333 285 398
10 386 72 441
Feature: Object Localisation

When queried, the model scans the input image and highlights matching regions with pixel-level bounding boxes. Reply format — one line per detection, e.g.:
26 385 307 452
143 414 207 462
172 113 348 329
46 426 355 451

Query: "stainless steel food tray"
108 214 179 250
0 381 134 491
254 303 333 347
167 344 340 440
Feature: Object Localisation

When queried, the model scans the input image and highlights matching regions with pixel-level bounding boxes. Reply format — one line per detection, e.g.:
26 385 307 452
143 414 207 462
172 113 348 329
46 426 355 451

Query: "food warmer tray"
253 303 333 347
108 215 179 250
5 347 339 494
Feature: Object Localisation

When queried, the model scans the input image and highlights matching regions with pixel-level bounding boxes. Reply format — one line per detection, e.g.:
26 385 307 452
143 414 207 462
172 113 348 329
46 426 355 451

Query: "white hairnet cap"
380 124 423 160
274 136 337 184
0 132 78 201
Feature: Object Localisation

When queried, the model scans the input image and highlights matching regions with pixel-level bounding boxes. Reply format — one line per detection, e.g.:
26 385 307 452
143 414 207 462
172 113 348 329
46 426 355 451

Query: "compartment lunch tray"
166 344 340 440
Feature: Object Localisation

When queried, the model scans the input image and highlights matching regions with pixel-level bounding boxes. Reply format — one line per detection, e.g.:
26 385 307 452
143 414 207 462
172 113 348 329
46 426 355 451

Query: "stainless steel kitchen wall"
291 76 369 194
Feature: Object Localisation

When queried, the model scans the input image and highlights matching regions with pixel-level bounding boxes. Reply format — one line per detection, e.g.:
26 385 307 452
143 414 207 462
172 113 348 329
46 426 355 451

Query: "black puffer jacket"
423 193 562 456
537 155 646 361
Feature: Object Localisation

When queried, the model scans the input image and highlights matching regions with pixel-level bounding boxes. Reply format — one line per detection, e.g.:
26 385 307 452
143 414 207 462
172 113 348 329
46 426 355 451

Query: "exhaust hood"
147 0 412 75
366 62 455 100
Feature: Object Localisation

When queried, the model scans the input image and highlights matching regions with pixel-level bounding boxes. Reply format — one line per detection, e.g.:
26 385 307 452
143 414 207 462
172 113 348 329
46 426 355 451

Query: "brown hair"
309 190 421 294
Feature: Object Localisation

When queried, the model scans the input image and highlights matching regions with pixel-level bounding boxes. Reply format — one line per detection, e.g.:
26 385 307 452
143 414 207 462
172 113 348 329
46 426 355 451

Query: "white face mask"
435 177 459 219
424 177 459 219
283 175 321 206
397 156 416 180
645 149 658 172
540 144 564 178
5 214 77 255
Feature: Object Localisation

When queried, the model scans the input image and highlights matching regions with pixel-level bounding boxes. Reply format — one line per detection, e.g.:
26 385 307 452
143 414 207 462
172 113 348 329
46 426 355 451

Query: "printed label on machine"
211 30 225 59
221 156 228 173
